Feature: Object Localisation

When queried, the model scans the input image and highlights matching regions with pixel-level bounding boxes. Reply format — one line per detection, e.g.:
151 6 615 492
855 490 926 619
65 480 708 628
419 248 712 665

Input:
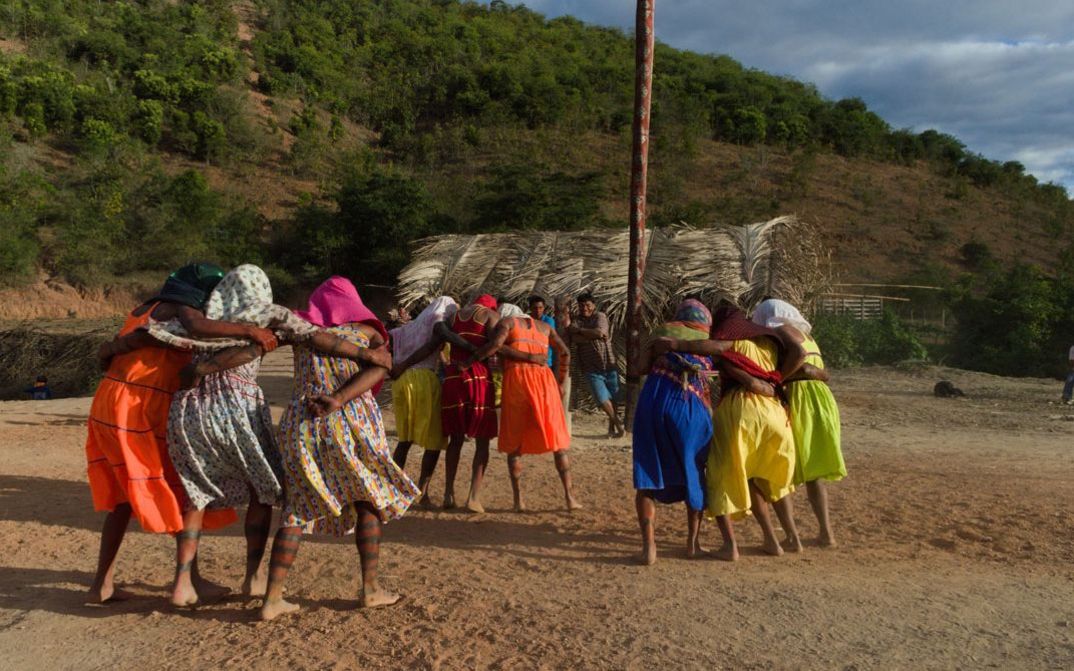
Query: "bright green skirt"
787 380 846 485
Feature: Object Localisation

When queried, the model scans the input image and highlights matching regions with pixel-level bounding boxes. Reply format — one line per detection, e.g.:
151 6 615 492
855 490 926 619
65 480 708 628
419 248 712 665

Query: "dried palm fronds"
398 215 829 328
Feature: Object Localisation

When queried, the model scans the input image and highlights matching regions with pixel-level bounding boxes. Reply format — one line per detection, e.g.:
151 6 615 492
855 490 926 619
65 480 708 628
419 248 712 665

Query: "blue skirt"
631 375 713 511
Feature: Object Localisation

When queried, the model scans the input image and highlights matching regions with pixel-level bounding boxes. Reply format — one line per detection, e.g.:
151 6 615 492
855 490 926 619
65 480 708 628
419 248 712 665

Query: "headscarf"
670 299 712 333
147 264 316 350
751 298 812 336
151 262 225 310
473 294 498 310
498 303 525 318
390 296 458 362
295 276 388 343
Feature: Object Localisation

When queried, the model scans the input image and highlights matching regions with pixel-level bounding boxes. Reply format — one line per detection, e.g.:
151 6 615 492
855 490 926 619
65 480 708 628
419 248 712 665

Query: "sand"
0 351 1072 670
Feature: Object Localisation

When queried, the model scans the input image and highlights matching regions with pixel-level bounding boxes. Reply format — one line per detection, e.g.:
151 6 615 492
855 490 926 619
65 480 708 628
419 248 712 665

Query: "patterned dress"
279 325 419 535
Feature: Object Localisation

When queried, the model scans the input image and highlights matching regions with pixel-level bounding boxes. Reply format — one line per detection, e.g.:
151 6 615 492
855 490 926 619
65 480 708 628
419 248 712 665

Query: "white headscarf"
390 296 458 362
498 303 525 318
751 298 812 335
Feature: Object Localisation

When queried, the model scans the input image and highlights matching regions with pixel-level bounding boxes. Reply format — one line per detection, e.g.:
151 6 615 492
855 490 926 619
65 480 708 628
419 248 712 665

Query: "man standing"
528 295 556 368
569 293 625 437
1063 345 1074 405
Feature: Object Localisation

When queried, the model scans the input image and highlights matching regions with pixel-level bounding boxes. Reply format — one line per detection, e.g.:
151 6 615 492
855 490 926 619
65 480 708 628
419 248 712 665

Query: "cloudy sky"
491 1 1074 193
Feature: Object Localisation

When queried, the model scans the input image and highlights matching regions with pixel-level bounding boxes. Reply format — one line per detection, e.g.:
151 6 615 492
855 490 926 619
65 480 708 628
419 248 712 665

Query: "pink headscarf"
296 276 388 344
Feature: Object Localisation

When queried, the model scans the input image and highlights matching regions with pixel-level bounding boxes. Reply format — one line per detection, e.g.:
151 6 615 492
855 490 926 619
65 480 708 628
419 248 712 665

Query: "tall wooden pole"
625 0 655 428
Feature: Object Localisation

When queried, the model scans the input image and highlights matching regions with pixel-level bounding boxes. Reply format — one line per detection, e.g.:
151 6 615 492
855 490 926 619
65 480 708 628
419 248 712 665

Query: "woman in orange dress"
477 304 579 512
85 263 277 603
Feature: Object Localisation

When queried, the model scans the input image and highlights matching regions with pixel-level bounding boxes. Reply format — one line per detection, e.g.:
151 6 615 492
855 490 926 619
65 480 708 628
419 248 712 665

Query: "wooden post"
625 0 655 429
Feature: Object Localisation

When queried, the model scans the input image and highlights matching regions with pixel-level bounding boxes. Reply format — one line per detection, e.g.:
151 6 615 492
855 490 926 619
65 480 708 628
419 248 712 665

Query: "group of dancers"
82 260 844 621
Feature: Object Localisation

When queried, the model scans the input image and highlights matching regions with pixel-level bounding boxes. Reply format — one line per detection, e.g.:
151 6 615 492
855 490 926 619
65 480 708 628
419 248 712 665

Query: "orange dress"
85 305 236 533
498 317 569 455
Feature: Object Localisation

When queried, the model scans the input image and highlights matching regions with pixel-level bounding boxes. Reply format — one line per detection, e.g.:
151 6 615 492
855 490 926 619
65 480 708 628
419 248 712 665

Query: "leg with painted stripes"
260 526 303 621
170 511 205 607
355 502 401 608
241 493 272 597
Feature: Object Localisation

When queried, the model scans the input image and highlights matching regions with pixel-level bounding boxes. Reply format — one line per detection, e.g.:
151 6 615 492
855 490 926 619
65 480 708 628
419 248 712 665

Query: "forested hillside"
1 0 1071 296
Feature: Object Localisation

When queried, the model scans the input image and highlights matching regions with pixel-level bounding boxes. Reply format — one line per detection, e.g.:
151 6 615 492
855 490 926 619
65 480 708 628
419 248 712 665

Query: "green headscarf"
152 262 226 310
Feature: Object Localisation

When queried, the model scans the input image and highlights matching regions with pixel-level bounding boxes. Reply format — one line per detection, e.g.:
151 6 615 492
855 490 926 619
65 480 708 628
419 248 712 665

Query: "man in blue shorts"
568 293 625 437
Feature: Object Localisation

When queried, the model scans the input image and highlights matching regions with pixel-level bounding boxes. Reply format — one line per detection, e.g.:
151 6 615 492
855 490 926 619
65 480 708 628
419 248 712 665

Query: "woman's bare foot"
360 589 403 609
686 541 709 559
442 493 456 510
465 495 485 514
565 496 583 512
637 544 657 566
418 495 434 511
819 531 837 548
761 536 785 557
85 585 134 605
712 541 739 562
260 597 300 621
513 497 526 513
784 534 805 553
242 568 269 598
170 581 199 608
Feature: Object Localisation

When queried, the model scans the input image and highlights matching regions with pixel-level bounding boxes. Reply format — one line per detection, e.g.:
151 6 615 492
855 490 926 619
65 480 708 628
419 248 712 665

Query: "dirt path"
0 357 1072 669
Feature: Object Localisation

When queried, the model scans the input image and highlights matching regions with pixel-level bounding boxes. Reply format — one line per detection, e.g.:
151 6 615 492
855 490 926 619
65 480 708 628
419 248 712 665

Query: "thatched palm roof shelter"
397 215 829 329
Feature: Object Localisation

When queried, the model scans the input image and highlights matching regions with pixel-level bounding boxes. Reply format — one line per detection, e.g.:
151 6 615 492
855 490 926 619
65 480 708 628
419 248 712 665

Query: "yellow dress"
706 337 796 519
393 367 447 451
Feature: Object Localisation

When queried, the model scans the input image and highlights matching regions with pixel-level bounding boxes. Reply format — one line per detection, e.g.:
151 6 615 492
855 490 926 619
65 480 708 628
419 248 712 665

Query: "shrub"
812 310 928 367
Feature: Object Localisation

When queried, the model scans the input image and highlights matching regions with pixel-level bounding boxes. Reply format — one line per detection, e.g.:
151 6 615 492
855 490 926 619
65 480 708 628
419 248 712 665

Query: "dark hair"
528 294 545 306
577 292 595 304
36 375 47 383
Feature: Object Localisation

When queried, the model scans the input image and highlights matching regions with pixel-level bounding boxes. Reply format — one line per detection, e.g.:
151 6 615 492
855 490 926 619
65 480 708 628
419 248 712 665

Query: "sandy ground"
0 352 1072 670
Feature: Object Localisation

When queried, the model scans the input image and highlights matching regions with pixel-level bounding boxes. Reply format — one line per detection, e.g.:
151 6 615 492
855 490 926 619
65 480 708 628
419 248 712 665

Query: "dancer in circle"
389 296 459 508
144 265 392 606
477 303 578 512
85 263 277 603
631 299 722 564
261 277 419 620
752 298 844 547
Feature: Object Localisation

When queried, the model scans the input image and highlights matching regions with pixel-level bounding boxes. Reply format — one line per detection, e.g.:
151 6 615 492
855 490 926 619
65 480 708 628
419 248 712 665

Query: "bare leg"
749 480 783 556
807 480 836 547
417 449 441 509
635 492 657 565
601 400 624 437
507 453 525 512
356 503 401 608
443 435 464 509
554 451 582 510
87 504 133 603
242 497 272 596
686 508 706 558
392 441 412 469
465 438 490 513
170 512 204 607
260 526 303 620
772 496 804 553
712 515 739 561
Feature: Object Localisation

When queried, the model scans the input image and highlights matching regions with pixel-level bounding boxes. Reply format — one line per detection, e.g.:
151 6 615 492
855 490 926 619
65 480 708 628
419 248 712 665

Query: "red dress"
440 309 497 439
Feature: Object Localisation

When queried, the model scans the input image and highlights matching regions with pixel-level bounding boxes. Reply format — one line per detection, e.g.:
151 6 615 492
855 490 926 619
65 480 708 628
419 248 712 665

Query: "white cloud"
492 1 1074 192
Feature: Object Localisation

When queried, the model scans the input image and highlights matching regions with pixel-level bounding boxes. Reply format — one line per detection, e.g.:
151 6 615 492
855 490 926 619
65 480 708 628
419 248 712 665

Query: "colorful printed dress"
706 337 796 519
441 311 497 439
632 327 715 511
85 305 236 532
787 335 845 485
498 317 569 454
279 325 419 535
161 308 319 511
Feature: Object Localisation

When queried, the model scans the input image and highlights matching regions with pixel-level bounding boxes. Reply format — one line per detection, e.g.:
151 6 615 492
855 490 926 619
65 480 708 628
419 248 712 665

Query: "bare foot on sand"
513 498 526 513
242 569 268 598
761 537 785 557
712 541 739 562
418 495 434 511
784 534 805 554
260 597 300 621
85 585 134 605
442 493 457 510
360 589 402 609
170 582 199 608
465 496 485 514
637 544 657 566
566 496 583 512
686 542 709 559
819 532 837 548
